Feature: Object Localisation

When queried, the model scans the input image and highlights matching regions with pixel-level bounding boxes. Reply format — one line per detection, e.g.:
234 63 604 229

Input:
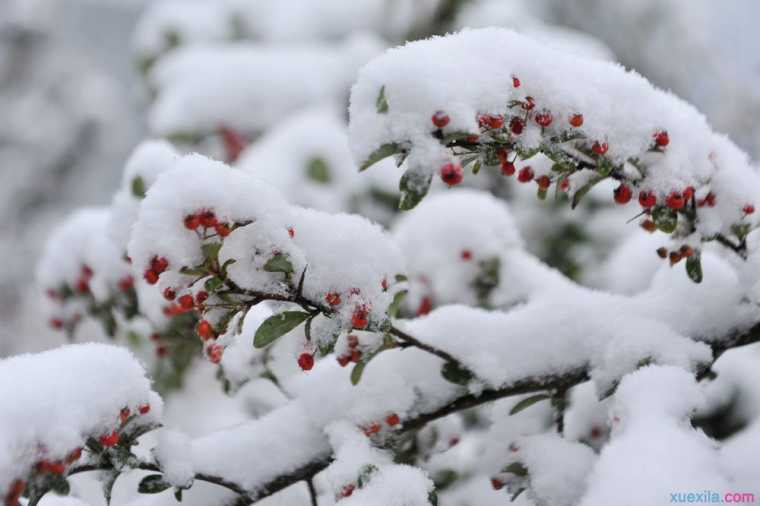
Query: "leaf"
511 488 526 502
441 361 474 386
359 143 401 171
652 206 678 234
138 474 172 494
201 242 222 264
502 462 528 477
306 157 331 184
571 175 606 209
509 393 551 415
204 277 224 292
387 289 407 318
174 488 184 502
686 253 703 283
395 273 408 283
253 311 310 348
131 176 147 199
263 254 294 275
399 170 432 211
376 85 389 113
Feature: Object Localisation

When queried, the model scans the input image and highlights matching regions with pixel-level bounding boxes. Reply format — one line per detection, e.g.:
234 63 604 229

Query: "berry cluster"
336 334 363 367
360 412 401 438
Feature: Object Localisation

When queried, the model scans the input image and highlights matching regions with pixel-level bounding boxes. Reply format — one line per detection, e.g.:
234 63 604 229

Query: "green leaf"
131 176 146 199
359 143 401 171
138 475 172 494
387 289 407 318
502 462 528 477
686 253 703 283
395 273 408 283
441 361 474 385
306 157 331 184
652 206 678 234
201 242 222 264
204 277 224 292
376 85 389 113
399 170 432 211
571 175 606 209
472 160 482 175
351 338 395 385
263 254 294 275
509 393 551 415
174 488 184 502
253 311 310 348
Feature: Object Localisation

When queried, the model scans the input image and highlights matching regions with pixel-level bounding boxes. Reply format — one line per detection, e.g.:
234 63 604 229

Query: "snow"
0 343 161 495
153 429 194 488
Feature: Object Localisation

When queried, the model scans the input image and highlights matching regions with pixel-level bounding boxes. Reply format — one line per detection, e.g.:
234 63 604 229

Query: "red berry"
151 256 169 274
381 278 388 291
195 291 208 304
81 265 93 279
65 447 82 464
50 318 64 330
118 275 134 292
75 278 89 294
341 484 355 498
99 431 120 447
215 223 231 237
641 220 657 233
416 296 433 316
517 166 534 183
150 332 161 342
491 478 504 490
178 294 195 310
591 141 608 155
219 125 247 163
325 292 342 306
665 191 685 210
288 227 295 238
38 460 65 474
386 413 401 426
478 114 504 129
449 436 460 447
351 307 369 329
590 426 603 439
197 320 215 340
536 175 551 190
509 117 524 135
207 343 223 364
184 214 201 230
656 247 668 259
682 186 695 201
522 96 535 110
364 422 381 435
501 161 516 176
431 110 450 129
298 352 314 371
698 192 716 208
669 251 683 266
199 211 217 228
638 190 657 209
680 245 694 258
466 134 479 143
569 113 584 128
138 403 151 415
46 289 59 300
560 178 570 192
347 334 359 349
744 204 755 215
144 269 159 285
156 345 169 357
337 354 351 367
461 249 473 261
614 183 632 204
654 130 669 147
350 349 363 363
440 162 464 186
512 75 520 88
535 109 553 127
163 287 176 301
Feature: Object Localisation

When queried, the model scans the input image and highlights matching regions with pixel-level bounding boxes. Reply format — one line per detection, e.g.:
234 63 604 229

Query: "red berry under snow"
517 166 534 183
614 183 632 204
665 191 685 210
99 431 120 447
638 190 657 209
569 113 584 127
512 75 520 88
536 175 551 190
440 162 464 186
50 318 64 330
743 204 755 215
431 110 450 129
592 141 608 155
654 130 670 147
386 413 401 426
478 114 504 129
195 291 208 304
199 211 217 228
509 117 524 135
163 287 176 301
151 256 169 274
197 320 215 340
178 294 195 310
184 214 201 230
341 484 355 498
417 296 433 316
144 269 159 285
325 292 342 306
298 352 315 371
207 343 223 364
118 275 134 292
351 307 369 329
535 110 553 127
461 249 473 261
138 403 151 415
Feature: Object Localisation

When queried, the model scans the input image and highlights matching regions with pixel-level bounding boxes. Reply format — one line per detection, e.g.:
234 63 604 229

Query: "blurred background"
1 0 759 356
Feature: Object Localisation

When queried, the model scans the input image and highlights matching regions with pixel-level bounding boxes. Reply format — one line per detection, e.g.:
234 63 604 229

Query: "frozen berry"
698 192 716 208
491 478 505 490
347 334 359 349
517 166 534 183
669 251 682 265
138 404 151 415
151 256 169 274
75 278 89 294
744 204 755 215
199 211 217 228
381 278 389 291
535 110 553 127
178 294 194 310
144 269 159 285
215 223 231 237
591 141 608 155
431 110 450 128
118 275 134 292
195 291 208 304
656 247 668 259
156 345 169 357
537 175 551 190
341 484 355 498
163 287 176 301
654 130 669 147
638 190 657 209
522 96 535 110
461 249 473 261
682 186 695 201
337 354 351 367
184 214 201 230
509 117 524 135
197 320 215 340
416 296 433 316
65 447 82 464
613 183 632 204
50 318 64 330
665 191 685 210
364 422 381 435
680 245 694 258
288 227 295 238
325 292 342 306
207 344 223 364
569 113 584 127
512 75 520 88
478 114 504 129
386 413 401 426
352 307 369 329
501 160 515 176
38 460 65 474
99 431 120 447
560 178 570 192
641 220 656 233
298 352 314 371
440 162 464 186
350 349 362 363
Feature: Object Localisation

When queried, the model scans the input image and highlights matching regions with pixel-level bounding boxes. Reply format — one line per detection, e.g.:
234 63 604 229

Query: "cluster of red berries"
361 412 401 437
336 334 363 367
206 343 224 364
118 274 134 292
150 332 169 358
656 244 695 265
184 209 231 237
75 264 93 294
144 255 169 285
351 305 369 330
162 289 207 317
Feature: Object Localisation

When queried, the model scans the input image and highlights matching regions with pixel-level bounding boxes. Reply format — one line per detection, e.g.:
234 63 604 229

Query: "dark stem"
388 326 460 364
306 478 319 506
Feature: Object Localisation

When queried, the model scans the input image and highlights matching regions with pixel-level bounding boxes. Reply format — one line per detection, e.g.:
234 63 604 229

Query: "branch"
388 325 460 364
